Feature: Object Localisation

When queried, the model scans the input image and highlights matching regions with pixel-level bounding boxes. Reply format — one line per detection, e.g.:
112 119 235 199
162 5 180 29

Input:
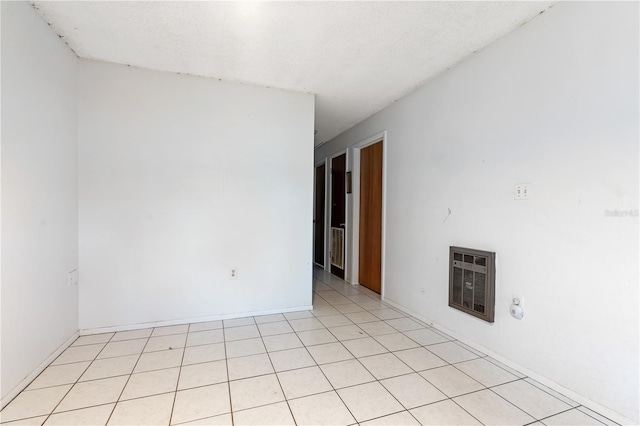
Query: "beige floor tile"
229 374 285 411
277 366 332 399
381 373 447 409
393 347 447 371
374 333 420 351
262 333 303 352
225 338 266 359
79 354 138 382
338 381 404 422
410 399 482 425
319 359 376 389
223 325 260 342
43 403 114 425
317 314 352 328
2 415 48 425
288 391 355 426
306 342 353 364
358 353 412 380
223 317 256 328
134 348 184 373
296 329 337 346
108 393 174 425
227 353 274 380
0 385 71 423
322 295 352 305
188 320 223 332
454 341 486 357
347 295 378 304
454 389 535 425
360 411 421 425
311 306 341 317
144 334 187 353
71 333 114 347
177 413 232 425
268 348 315 372
182 343 224 365
171 383 230 425
256 321 294 337
541 409 605 425
97 339 146 359
369 308 406 320
454 357 519 387
524 378 579 407
52 344 105 365
384 318 425 332
283 311 314 320
327 325 368 341
576 407 618 426
425 341 478 364
110 328 152 342
341 337 388 358
254 314 286 324
178 360 228 390
334 303 365 314
185 329 224 347
420 365 484 397
403 328 449 346
289 318 325 332
358 321 398 336
27 362 90 390
233 402 295 426
152 325 189 337
120 367 180 400
344 311 379 324
55 376 127 413
492 380 572 420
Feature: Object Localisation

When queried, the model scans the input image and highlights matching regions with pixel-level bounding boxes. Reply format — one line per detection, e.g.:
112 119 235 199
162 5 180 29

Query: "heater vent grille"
449 246 495 323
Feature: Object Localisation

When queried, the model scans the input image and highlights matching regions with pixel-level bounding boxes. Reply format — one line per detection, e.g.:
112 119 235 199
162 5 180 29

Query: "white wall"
1 1 79 403
316 2 639 423
79 61 314 331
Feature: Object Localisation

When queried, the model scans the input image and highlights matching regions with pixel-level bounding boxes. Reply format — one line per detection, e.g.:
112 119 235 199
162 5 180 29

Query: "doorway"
313 164 326 267
330 153 346 279
358 140 383 293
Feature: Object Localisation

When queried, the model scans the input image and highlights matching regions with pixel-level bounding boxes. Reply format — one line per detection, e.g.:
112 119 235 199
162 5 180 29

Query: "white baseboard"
381 297 636 426
2 305 314 408
80 305 314 336
0 331 79 410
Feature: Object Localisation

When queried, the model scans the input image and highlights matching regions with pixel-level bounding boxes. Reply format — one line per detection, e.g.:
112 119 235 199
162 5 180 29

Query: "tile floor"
0 268 620 425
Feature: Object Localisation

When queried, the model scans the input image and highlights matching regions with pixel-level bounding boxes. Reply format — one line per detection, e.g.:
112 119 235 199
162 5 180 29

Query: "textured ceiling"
32 1 554 145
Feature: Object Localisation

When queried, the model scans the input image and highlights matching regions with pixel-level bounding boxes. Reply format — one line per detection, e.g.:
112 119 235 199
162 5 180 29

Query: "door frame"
328 149 349 278
313 159 329 269
352 131 387 297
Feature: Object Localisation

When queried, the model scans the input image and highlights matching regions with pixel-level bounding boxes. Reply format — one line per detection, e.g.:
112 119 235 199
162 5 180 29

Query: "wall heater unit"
449 246 496 323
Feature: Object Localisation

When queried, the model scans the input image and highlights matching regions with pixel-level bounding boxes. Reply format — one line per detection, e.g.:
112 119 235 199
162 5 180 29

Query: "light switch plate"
515 183 531 200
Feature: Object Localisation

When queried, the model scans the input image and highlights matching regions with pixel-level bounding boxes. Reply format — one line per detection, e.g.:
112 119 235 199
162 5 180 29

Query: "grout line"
105 330 154 425
259 315 298 425
40 334 119 424
0 272 620 425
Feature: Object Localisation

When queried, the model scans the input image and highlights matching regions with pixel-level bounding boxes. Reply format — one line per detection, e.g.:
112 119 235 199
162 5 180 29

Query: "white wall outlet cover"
229 267 238 280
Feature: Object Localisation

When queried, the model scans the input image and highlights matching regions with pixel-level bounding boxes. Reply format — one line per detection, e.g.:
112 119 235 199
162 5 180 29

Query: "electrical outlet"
514 183 531 200
229 267 238 280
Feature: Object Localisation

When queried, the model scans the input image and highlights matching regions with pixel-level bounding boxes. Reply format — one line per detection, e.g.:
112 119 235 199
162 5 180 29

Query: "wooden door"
313 164 325 266
359 141 383 293
330 154 346 279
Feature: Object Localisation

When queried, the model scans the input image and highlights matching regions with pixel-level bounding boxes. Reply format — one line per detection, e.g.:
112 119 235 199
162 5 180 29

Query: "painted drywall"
1 1 79 402
316 2 639 422
78 61 314 330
